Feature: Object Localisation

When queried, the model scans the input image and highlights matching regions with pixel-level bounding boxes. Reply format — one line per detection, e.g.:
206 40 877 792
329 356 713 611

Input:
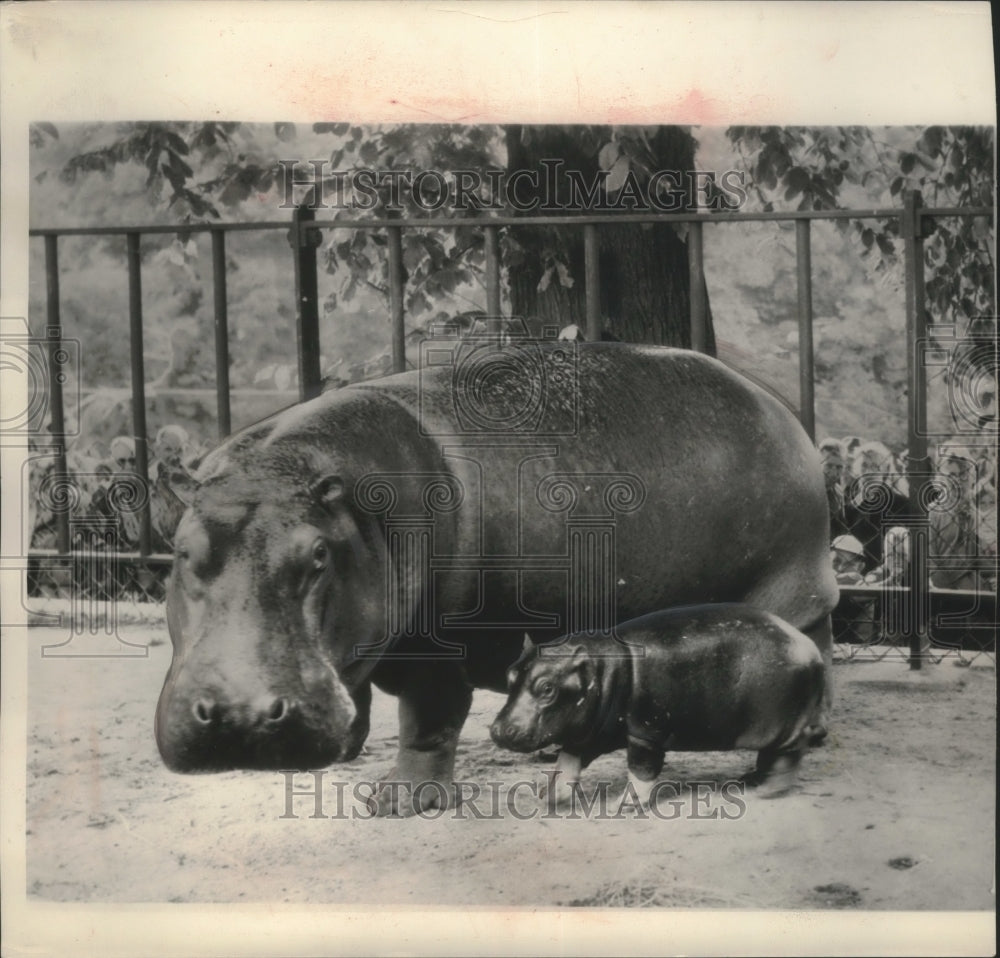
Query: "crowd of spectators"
30 424 205 555
819 435 996 594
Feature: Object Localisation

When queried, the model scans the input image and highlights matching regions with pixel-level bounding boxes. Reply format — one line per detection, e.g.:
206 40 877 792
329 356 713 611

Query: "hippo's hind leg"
801 614 833 745
750 745 803 798
372 661 473 817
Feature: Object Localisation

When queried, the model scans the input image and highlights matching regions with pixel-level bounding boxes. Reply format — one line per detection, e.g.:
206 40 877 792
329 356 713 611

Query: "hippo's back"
356 343 838 634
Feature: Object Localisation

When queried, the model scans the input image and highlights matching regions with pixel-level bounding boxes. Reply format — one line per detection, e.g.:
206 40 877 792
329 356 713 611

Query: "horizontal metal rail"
28 205 994 237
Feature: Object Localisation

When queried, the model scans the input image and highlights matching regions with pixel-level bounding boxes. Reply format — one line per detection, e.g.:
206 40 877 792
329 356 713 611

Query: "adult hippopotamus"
155 342 838 815
490 604 826 803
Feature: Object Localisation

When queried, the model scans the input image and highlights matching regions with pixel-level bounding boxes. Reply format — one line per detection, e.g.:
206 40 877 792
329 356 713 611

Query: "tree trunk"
503 125 715 352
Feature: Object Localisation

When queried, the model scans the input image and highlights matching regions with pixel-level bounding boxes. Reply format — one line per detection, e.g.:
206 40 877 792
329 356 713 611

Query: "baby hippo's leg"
540 751 583 806
751 745 803 798
626 739 666 808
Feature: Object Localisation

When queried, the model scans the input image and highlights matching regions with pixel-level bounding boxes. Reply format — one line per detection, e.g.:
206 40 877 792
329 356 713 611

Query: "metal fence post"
584 224 601 342
210 230 232 438
483 225 502 343
688 220 707 352
125 232 153 557
796 220 816 441
902 189 931 668
386 225 407 372
291 203 323 401
43 234 71 554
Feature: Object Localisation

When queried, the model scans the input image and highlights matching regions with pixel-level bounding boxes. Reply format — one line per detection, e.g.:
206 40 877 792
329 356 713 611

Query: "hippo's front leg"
626 738 666 807
539 751 583 807
373 662 473 817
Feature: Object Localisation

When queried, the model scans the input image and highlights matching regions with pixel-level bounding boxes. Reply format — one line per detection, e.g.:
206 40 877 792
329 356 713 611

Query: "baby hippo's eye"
311 539 329 570
532 678 557 702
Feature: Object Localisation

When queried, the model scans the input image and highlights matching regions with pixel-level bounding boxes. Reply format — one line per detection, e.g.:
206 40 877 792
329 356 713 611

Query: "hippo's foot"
538 776 578 809
748 748 802 799
371 664 472 816
804 724 828 747
373 755 456 817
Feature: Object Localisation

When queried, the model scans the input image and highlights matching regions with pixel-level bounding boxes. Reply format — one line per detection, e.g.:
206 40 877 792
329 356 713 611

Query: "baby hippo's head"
490 635 599 752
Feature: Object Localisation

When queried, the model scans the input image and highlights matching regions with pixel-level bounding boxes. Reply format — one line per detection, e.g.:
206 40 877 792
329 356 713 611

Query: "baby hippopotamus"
490 604 825 803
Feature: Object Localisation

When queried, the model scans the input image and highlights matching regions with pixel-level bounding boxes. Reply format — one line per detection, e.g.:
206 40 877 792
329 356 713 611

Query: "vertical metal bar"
125 232 152 557
902 189 930 669
688 220 707 352
292 204 322 401
584 224 601 342
44 235 70 554
386 226 406 372
211 230 232 438
483 225 502 343
796 219 816 441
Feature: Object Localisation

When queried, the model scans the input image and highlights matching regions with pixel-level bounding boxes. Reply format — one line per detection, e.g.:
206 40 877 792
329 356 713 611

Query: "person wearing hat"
830 533 875 646
831 534 866 585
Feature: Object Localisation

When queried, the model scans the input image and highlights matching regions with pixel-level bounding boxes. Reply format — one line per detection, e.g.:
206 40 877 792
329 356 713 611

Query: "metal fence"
26 190 996 664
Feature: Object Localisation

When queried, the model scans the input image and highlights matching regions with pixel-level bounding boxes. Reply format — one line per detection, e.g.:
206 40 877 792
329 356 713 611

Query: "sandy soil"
24 624 995 910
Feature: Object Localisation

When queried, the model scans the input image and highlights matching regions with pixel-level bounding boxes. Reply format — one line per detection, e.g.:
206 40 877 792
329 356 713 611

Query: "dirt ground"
23 623 996 911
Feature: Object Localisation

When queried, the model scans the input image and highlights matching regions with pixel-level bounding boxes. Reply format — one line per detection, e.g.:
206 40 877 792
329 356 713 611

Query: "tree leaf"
605 155 630 194
784 166 810 201
876 233 895 256
597 141 620 170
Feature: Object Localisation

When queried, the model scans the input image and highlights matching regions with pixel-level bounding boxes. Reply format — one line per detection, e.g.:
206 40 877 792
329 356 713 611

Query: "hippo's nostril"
192 700 217 725
490 720 515 745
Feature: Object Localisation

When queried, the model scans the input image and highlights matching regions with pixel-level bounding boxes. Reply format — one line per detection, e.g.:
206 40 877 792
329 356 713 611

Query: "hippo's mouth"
158 710 354 773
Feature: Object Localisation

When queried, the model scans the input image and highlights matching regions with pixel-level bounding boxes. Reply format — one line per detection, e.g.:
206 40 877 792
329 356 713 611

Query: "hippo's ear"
312 475 345 512
522 633 535 655
570 644 595 689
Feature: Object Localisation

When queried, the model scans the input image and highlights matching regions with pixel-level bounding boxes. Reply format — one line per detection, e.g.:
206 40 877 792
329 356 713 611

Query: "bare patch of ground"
24 626 995 911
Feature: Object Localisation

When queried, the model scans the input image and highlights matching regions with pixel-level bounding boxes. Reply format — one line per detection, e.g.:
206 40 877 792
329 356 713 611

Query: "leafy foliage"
727 125 995 330
28 121 996 454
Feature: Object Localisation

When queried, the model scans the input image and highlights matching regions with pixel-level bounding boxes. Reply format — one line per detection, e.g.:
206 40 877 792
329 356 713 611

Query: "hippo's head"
490 636 601 753
154 455 388 772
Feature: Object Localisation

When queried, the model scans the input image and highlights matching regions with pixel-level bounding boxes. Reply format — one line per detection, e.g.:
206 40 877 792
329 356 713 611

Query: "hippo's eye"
311 540 329 570
532 678 556 702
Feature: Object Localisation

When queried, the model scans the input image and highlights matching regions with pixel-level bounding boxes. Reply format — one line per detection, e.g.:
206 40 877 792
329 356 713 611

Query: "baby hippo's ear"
523 633 535 655
569 644 595 690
